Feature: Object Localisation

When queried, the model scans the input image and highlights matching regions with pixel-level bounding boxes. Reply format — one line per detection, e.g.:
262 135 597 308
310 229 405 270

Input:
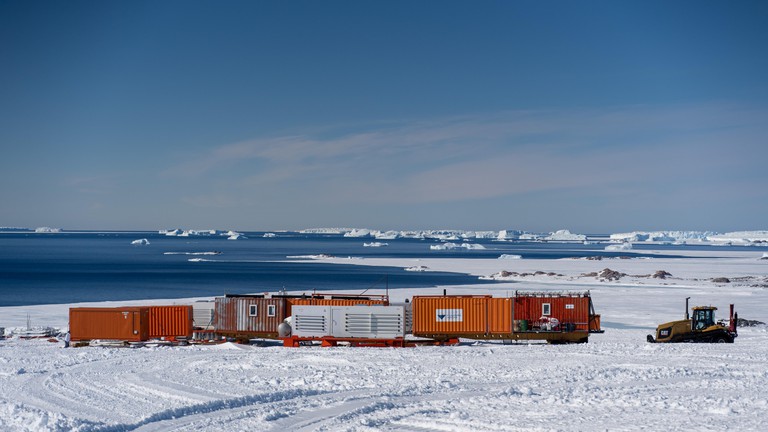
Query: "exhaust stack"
729 304 737 334
685 297 690 320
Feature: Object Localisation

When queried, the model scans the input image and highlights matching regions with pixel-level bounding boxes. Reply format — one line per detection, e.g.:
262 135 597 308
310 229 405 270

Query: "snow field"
1 328 767 431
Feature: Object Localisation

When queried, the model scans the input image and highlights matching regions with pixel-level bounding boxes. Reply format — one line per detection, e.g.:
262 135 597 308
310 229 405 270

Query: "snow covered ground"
2 249 768 431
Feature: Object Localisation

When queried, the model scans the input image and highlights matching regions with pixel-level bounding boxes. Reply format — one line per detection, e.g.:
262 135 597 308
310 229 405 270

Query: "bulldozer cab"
692 307 716 331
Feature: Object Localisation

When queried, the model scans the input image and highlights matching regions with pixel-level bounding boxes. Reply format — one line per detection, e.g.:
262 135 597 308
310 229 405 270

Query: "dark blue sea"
0 231 748 307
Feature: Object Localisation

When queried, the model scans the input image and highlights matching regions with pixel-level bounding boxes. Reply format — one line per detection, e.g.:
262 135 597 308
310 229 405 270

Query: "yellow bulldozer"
647 297 737 343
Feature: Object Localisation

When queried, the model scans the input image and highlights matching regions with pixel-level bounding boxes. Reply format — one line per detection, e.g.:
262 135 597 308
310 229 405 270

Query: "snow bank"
2 327 767 431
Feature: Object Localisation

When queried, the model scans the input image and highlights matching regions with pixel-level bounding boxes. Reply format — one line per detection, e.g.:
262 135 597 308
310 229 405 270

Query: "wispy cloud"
165 103 768 208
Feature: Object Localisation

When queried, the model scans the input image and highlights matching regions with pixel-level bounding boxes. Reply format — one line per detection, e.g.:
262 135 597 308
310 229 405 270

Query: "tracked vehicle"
647 297 737 343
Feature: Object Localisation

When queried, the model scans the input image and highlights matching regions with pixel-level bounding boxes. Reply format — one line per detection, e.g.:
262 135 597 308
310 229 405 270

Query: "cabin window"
542 303 551 316
249 305 258 317
267 304 277 317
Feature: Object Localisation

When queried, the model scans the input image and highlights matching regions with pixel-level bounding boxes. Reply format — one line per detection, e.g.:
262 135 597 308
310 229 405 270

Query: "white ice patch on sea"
605 242 633 251
404 265 429 272
430 242 486 251
285 254 334 259
130 238 150 245
164 251 222 255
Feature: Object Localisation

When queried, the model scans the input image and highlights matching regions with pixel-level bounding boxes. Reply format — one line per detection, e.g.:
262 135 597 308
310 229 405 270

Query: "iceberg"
430 242 486 251
605 242 633 251
344 229 375 238
375 231 400 240
34 227 61 233
131 239 150 245
299 228 347 234
544 229 586 242
497 230 523 240
498 254 522 260
708 231 768 245
610 231 714 243
363 242 388 247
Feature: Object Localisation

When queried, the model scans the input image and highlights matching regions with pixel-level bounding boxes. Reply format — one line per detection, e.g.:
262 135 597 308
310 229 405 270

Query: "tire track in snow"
91 389 328 432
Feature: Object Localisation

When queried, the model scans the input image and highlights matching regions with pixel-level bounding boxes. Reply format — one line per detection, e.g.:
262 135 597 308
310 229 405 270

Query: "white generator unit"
192 300 215 329
292 305 405 339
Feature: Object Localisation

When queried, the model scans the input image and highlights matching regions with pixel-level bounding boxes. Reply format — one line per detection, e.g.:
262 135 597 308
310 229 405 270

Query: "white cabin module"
292 305 405 339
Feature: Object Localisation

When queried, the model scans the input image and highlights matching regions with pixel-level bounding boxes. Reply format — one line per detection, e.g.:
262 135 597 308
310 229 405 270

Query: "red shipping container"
69 307 149 342
149 305 193 339
513 294 591 331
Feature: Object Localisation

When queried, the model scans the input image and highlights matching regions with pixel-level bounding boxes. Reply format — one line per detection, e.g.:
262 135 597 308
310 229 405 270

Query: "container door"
488 298 513 334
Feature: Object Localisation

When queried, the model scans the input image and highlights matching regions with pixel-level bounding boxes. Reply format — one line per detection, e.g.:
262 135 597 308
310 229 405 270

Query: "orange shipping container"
70 307 150 342
412 296 505 336
488 297 513 333
287 297 388 316
149 305 193 339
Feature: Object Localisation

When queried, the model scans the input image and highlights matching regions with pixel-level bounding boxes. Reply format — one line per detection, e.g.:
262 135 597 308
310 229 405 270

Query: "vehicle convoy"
647 297 737 343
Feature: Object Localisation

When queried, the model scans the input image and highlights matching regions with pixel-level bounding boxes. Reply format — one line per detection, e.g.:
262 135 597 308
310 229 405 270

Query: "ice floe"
605 242 633 251
430 242 486 251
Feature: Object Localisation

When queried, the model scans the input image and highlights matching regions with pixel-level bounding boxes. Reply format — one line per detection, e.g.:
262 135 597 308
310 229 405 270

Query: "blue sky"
1 1 766 232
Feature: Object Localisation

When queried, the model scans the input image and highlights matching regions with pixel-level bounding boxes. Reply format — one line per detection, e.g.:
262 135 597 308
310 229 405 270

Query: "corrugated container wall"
488 297 513 333
70 307 150 341
214 297 288 337
513 296 591 331
286 298 388 316
149 305 193 339
412 296 492 336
